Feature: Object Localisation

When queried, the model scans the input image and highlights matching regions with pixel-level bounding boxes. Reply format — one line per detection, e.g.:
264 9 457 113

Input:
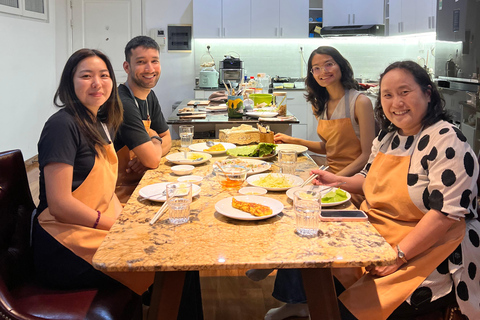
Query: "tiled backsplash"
194 33 440 82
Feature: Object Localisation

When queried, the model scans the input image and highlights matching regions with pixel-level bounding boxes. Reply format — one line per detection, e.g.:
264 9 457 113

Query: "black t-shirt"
37 109 109 214
114 84 169 151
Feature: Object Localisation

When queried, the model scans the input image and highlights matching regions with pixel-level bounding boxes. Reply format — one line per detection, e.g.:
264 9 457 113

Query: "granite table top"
92 140 396 272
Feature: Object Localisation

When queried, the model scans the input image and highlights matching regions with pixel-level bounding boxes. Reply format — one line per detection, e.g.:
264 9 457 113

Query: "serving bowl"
171 165 194 175
216 165 248 189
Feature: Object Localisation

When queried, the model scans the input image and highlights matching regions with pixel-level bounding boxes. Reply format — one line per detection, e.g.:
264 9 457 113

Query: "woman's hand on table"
365 247 404 277
274 133 294 144
311 169 341 186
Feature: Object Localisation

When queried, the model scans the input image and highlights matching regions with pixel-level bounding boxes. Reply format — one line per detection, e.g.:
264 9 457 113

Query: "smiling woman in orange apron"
263 47 376 320
32 49 153 295
312 61 480 320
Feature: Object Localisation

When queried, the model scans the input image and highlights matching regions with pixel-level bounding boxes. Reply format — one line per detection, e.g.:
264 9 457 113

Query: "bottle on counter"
243 88 254 112
255 73 265 94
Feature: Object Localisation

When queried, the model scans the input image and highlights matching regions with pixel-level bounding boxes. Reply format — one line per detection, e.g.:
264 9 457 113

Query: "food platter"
215 196 283 221
275 144 308 154
216 158 271 175
189 142 236 155
139 182 201 202
286 186 351 207
246 173 303 191
166 152 212 165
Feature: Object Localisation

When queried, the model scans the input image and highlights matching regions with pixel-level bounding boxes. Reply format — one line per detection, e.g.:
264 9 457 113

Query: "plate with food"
247 173 303 191
275 144 308 154
286 186 351 207
245 111 278 118
215 195 284 221
189 142 236 155
139 182 201 202
215 158 271 175
166 152 212 165
226 143 277 160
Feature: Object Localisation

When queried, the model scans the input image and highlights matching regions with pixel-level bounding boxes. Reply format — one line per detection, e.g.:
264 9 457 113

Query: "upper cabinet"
323 0 384 27
251 0 308 38
194 0 307 38
193 0 251 38
387 0 436 35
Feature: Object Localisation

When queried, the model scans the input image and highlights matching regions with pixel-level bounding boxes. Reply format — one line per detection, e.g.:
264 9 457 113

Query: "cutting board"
177 111 207 116
179 114 207 119
187 100 210 106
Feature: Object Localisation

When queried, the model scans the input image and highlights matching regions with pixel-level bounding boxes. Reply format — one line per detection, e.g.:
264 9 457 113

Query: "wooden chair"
0 149 141 320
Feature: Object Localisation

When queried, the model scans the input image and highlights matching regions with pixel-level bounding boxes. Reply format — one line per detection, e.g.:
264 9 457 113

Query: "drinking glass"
294 189 321 237
179 125 194 158
216 165 248 190
278 149 297 175
166 182 192 225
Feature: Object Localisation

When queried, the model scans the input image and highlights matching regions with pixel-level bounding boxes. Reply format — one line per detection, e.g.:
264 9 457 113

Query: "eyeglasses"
310 61 336 75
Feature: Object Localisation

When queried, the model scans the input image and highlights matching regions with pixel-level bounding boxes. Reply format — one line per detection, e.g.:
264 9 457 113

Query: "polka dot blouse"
360 120 478 221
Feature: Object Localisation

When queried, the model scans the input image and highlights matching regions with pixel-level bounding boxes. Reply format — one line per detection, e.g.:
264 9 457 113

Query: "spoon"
206 141 215 147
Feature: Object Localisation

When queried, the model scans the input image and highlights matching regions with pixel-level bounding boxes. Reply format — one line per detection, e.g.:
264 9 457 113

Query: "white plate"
275 144 308 154
189 142 236 155
238 187 268 195
215 196 283 221
247 173 303 191
246 111 278 118
286 186 351 207
216 158 271 175
177 175 203 184
166 152 212 165
139 182 201 202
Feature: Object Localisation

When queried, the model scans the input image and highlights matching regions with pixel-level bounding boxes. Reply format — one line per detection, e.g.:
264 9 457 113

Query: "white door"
279 0 308 38
251 0 280 38
71 0 142 83
193 0 222 38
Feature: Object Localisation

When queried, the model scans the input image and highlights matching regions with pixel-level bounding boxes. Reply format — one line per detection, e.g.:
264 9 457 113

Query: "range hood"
321 24 385 36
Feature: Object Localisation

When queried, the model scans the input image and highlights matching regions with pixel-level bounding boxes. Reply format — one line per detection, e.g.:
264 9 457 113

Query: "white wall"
0 1 57 159
144 0 195 120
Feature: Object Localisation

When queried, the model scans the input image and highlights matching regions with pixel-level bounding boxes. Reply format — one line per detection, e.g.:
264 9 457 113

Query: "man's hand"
126 157 149 174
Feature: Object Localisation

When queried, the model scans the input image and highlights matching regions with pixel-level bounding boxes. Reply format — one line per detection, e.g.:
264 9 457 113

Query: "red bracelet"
93 210 101 229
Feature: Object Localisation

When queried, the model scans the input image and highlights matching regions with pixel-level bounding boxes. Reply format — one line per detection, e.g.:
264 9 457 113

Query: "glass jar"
273 92 287 116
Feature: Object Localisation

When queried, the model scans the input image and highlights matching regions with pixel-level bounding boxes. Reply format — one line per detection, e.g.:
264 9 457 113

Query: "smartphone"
320 210 368 222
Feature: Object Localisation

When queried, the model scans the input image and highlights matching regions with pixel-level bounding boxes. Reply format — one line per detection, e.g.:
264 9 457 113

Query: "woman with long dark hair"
274 46 376 177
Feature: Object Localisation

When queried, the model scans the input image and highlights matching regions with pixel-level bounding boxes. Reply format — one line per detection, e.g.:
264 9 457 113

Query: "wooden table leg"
301 268 341 320
148 271 186 320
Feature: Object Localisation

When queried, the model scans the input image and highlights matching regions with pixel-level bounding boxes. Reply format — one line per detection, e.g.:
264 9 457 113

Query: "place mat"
187 100 210 106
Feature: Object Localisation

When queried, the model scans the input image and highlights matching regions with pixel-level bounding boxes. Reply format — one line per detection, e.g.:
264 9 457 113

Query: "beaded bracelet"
93 210 101 229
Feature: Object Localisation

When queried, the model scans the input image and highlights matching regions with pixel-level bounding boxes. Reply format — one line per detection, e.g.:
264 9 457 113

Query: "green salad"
322 188 348 203
227 143 276 157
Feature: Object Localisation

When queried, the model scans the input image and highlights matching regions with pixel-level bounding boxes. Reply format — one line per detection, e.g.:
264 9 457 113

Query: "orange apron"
317 90 364 208
38 136 153 295
116 83 152 204
338 132 465 320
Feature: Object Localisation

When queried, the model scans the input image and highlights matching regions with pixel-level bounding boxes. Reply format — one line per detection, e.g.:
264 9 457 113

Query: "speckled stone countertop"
93 141 396 272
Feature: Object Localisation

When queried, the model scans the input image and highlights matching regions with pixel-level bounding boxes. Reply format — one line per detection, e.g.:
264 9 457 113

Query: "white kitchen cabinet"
193 0 251 38
251 0 309 38
323 0 384 27
388 0 436 35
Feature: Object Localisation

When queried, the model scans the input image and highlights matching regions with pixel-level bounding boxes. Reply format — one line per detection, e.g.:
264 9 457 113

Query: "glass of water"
166 182 192 225
278 149 297 175
179 125 194 158
293 189 321 237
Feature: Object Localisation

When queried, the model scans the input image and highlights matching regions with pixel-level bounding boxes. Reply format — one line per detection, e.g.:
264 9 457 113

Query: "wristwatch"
396 245 408 264
151 135 163 144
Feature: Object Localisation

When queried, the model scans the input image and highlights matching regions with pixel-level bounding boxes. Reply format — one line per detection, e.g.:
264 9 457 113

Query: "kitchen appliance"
445 58 457 77
321 24 385 36
219 55 244 87
199 67 219 88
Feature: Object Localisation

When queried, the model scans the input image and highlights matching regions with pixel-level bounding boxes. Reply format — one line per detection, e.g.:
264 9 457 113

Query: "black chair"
0 149 142 320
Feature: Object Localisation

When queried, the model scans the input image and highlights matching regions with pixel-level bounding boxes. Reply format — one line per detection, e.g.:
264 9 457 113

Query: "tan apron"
317 90 364 207
38 139 153 295
116 83 152 204
338 133 465 320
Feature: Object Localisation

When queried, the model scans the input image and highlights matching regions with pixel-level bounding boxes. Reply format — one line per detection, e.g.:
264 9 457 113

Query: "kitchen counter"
168 99 299 139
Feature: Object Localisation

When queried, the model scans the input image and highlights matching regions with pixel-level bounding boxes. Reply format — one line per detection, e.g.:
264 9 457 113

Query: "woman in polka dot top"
312 61 480 320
